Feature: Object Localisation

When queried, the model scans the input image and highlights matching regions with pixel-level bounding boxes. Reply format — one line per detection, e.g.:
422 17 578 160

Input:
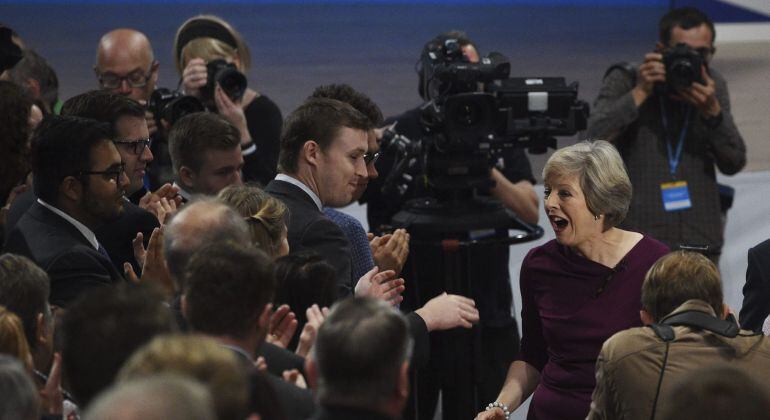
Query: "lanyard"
659 96 692 177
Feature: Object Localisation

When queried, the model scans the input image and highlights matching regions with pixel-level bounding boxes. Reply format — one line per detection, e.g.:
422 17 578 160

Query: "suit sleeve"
740 243 770 332
406 312 430 369
301 218 353 297
47 249 116 307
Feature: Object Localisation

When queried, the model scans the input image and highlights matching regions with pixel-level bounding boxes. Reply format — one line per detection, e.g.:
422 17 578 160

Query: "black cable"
649 341 671 420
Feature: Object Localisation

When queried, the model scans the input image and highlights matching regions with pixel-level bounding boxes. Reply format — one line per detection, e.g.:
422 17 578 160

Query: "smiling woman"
476 140 670 420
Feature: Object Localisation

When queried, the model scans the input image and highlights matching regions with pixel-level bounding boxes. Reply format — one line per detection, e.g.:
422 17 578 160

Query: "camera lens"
669 59 696 90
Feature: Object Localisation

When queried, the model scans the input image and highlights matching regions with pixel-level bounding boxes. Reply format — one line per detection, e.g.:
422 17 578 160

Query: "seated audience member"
309 84 409 279
8 49 59 115
307 297 412 420
218 184 289 258
118 335 252 420
739 238 770 332
0 254 52 374
587 251 770 420
274 254 337 350
83 374 216 420
3 116 128 307
0 354 39 420
658 366 770 420
168 112 244 201
0 305 32 370
266 97 371 296
182 241 314 420
163 200 306 379
2 90 163 274
61 284 175 409
174 15 282 186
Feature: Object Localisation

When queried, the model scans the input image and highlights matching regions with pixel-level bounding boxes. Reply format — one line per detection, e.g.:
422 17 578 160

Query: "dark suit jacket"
94 199 159 274
265 179 353 296
258 341 307 377
740 238 770 332
3 202 124 307
225 345 316 420
5 190 158 274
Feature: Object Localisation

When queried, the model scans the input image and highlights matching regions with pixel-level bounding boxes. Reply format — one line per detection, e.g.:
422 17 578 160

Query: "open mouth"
549 215 569 232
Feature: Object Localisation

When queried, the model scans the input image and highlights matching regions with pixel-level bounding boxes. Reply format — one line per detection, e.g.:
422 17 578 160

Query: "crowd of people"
0 5 768 420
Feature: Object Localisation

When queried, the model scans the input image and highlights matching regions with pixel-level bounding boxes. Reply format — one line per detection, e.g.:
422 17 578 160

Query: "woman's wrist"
485 401 511 419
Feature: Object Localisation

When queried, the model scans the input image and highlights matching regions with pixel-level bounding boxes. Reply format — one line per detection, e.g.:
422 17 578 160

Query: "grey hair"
0 355 39 420
542 140 632 229
163 198 252 285
83 374 216 420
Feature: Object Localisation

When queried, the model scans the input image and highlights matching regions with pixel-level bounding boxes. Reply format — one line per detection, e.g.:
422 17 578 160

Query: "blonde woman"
218 184 289 258
174 15 282 185
477 140 669 420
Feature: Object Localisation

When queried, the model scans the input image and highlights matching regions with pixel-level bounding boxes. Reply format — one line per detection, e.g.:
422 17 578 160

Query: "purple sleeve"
517 250 548 371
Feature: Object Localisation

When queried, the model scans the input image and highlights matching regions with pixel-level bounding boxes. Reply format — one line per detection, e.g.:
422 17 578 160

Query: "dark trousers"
404 322 520 420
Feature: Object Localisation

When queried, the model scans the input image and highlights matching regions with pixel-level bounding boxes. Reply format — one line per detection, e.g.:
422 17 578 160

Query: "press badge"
661 181 692 212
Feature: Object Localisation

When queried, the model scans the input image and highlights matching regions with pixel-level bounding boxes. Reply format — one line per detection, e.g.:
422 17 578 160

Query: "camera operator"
174 15 283 187
585 7 746 264
360 31 538 419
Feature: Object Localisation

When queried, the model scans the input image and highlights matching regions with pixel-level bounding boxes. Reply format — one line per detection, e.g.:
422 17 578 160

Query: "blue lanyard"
659 96 692 177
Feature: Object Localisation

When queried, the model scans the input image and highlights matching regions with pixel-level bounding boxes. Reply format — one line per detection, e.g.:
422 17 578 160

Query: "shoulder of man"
599 326 661 365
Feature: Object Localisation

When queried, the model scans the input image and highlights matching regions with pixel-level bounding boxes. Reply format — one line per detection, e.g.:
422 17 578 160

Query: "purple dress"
518 236 669 419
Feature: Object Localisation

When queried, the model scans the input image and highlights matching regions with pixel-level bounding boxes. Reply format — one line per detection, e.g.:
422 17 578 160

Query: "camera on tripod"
663 43 705 90
382 37 589 198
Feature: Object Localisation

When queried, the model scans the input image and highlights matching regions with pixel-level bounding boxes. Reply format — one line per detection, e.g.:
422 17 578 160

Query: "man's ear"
180 294 188 320
721 303 731 320
257 305 271 333
24 78 41 99
640 309 655 325
179 166 196 190
396 361 410 400
35 313 48 347
302 140 321 167
305 357 318 390
150 60 160 83
60 176 83 203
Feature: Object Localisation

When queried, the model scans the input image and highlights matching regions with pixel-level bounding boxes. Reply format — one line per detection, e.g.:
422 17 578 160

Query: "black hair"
31 115 112 204
659 7 715 46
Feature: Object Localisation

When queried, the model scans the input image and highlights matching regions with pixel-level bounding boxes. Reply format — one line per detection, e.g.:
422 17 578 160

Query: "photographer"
585 7 746 264
361 31 538 419
174 15 283 187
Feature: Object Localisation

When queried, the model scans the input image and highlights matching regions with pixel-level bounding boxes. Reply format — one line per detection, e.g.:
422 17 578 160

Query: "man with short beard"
4 116 129 306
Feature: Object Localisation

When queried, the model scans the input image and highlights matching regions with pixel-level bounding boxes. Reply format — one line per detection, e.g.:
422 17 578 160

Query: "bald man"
94 29 159 135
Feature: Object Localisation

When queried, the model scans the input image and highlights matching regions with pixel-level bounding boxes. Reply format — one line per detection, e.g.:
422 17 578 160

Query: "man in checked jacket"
585 7 746 264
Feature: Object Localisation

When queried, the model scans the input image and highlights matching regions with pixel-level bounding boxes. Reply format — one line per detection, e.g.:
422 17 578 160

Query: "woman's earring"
594 214 601 221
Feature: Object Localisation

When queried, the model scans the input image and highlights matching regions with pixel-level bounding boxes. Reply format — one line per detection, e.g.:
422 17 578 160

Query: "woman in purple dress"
477 140 669 420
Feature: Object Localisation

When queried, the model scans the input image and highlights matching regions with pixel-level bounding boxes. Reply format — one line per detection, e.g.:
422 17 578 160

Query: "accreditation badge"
660 181 692 212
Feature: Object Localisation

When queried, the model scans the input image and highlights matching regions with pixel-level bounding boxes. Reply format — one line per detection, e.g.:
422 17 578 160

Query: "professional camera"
382 38 589 197
148 88 205 127
202 59 247 103
663 43 705 90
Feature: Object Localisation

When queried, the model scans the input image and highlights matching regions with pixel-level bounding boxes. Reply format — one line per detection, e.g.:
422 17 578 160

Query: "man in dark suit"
5 91 164 275
4 116 128 307
740 238 770 332
266 98 372 297
307 297 412 420
183 239 315 420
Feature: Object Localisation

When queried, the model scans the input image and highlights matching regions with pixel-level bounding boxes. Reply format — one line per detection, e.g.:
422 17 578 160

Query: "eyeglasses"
114 138 151 155
364 151 380 165
96 64 155 89
78 163 126 184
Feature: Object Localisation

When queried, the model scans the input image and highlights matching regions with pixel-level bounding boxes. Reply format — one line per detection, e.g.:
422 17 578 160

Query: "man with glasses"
586 7 746 264
4 116 129 307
